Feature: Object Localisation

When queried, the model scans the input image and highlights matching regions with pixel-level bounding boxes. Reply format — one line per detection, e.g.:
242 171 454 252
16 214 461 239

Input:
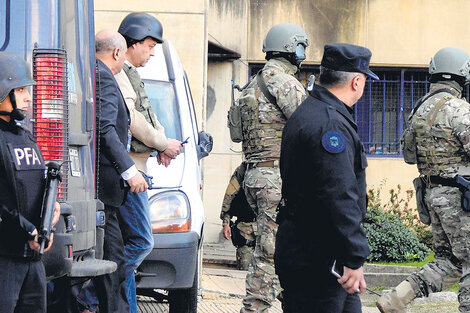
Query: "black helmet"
0 51 36 102
0 52 36 121
118 12 163 44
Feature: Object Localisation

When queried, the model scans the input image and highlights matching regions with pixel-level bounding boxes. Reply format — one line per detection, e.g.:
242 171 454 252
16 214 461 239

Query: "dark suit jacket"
96 59 134 207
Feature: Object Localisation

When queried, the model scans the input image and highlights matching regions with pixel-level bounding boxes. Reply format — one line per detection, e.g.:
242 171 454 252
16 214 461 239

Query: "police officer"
275 43 377 312
0 51 60 313
377 48 470 313
238 23 309 313
220 162 256 270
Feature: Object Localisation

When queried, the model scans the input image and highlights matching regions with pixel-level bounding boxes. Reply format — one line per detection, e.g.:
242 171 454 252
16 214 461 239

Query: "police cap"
321 43 379 80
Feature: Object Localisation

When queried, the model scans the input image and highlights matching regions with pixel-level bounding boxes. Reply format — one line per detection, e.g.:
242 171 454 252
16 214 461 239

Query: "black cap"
321 43 379 80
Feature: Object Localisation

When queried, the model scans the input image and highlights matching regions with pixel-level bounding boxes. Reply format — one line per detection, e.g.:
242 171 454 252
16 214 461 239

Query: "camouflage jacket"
410 82 470 178
238 58 306 163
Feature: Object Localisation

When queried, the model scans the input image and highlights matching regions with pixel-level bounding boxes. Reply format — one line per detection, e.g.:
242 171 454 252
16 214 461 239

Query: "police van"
0 0 115 307
135 39 212 313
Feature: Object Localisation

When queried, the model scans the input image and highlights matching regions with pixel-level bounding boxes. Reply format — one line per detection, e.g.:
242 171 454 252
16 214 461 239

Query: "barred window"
249 64 469 156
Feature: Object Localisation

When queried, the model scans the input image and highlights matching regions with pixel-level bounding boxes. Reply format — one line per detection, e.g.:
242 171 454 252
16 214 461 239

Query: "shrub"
363 207 430 262
364 181 431 262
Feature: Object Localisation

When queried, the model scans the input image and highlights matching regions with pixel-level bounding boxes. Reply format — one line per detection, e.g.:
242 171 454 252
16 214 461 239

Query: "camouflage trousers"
240 167 281 313
407 186 470 312
236 222 256 271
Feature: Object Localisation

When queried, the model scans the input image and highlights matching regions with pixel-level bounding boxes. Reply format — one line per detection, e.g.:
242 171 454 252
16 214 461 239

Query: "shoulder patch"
322 131 345 154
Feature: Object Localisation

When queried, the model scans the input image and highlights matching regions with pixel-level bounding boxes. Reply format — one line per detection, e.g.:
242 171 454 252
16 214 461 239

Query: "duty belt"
247 160 279 169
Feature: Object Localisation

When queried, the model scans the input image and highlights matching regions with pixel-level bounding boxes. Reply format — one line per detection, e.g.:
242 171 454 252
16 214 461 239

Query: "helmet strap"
0 90 26 121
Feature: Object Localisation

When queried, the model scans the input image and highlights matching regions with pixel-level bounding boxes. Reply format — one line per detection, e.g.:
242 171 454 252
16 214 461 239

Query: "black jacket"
0 120 45 258
96 60 134 207
275 85 370 286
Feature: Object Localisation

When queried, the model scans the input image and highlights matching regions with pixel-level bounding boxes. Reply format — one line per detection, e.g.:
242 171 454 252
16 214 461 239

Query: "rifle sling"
256 70 277 106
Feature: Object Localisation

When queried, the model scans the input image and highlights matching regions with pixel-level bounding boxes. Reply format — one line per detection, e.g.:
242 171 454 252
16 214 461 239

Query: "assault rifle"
38 162 62 254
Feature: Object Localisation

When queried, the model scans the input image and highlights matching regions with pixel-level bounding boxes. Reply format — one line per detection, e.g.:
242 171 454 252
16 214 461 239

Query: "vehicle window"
143 79 182 141
0 0 9 50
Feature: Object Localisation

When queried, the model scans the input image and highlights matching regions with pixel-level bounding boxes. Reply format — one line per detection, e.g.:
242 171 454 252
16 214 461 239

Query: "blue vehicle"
1 0 115 308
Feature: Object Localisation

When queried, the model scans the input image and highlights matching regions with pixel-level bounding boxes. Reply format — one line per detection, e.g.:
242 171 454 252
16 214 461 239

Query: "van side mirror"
197 131 213 160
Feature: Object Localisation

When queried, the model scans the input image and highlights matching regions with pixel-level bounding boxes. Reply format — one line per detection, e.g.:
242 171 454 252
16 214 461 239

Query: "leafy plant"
364 181 431 262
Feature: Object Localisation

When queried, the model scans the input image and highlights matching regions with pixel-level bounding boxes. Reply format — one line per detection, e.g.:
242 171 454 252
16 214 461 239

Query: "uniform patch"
7 143 45 171
322 131 345 154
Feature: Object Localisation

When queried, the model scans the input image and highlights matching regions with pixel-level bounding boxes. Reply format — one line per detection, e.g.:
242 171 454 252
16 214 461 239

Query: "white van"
135 39 212 313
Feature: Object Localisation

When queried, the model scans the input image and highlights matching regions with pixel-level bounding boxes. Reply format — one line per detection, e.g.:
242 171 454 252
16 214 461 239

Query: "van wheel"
168 263 198 313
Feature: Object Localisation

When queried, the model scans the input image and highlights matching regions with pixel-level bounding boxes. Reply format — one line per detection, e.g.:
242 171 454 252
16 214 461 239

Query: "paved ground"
137 266 380 313
136 241 458 312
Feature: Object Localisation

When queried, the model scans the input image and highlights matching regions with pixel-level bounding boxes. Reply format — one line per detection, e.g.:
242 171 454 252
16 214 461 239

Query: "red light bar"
33 50 68 201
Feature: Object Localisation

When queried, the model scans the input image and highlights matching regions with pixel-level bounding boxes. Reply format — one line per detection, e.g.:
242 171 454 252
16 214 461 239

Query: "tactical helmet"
263 23 309 53
118 12 163 43
429 47 470 81
0 52 36 103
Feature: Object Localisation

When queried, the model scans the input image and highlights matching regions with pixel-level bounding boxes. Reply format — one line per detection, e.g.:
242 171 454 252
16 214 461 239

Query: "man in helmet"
377 47 470 313
237 23 309 313
0 51 60 313
276 43 376 312
115 12 182 313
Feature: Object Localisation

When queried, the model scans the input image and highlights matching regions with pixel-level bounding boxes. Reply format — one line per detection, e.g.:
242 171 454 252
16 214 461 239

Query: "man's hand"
127 172 148 193
337 266 366 294
158 152 172 167
28 229 40 252
223 225 232 240
163 139 182 159
52 202 61 227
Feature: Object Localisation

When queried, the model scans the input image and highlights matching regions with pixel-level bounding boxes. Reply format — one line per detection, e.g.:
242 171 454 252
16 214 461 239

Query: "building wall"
203 0 470 243
94 0 207 123
94 0 470 243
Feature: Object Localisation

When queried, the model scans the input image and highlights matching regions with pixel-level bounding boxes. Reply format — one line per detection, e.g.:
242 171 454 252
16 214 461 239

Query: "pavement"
136 241 459 312
138 266 380 312
136 241 381 312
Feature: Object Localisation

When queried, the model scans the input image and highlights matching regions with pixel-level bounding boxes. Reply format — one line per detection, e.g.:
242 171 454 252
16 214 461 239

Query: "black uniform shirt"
0 119 46 258
275 85 370 284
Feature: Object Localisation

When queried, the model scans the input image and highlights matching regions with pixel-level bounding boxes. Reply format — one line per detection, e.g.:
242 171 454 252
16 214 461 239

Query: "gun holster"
413 177 431 225
230 221 248 248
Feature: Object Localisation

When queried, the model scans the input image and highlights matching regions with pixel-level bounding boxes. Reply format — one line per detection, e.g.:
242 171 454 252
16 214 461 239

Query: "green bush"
364 181 431 262
363 207 430 262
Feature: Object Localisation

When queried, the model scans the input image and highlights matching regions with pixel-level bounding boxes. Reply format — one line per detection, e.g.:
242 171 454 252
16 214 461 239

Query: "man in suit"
77 29 148 313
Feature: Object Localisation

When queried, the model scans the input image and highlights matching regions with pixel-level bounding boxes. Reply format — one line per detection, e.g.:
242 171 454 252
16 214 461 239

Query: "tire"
168 263 198 313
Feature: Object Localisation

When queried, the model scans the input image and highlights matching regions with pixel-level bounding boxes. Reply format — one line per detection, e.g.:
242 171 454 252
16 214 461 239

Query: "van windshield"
143 80 182 141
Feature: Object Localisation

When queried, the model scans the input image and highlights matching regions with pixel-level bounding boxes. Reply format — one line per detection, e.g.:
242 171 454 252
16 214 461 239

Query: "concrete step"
203 242 419 288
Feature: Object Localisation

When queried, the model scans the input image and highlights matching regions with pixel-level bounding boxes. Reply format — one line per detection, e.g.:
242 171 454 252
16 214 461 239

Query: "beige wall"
94 0 207 123
242 0 470 65
94 0 470 243
203 0 470 243
366 158 419 208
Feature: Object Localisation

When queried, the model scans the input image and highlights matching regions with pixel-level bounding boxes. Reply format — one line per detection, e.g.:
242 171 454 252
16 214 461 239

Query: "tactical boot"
376 281 416 313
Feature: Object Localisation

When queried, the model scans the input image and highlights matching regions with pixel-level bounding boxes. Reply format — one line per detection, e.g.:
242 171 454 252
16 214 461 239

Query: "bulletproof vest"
122 64 159 153
238 70 286 162
0 126 45 258
411 92 470 176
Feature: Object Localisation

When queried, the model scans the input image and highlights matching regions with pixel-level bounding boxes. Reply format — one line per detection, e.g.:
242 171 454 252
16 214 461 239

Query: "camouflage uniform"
220 162 256 270
405 82 470 312
238 58 306 313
